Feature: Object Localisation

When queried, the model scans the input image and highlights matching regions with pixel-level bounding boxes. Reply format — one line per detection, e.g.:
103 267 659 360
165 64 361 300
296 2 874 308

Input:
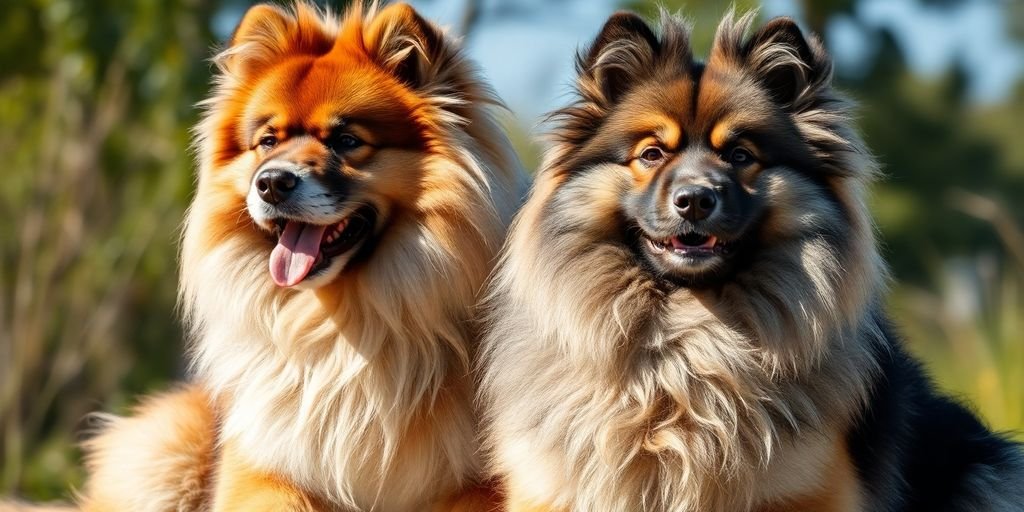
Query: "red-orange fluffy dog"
78 3 525 511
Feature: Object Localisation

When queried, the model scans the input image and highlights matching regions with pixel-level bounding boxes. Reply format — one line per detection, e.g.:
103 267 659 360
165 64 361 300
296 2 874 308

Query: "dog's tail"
78 384 218 512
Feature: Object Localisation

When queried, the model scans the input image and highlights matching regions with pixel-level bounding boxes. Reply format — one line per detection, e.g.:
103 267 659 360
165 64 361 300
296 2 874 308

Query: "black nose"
672 185 717 221
255 169 298 205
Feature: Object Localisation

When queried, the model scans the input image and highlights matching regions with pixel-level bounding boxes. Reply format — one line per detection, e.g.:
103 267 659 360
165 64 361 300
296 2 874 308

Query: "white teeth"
321 219 349 246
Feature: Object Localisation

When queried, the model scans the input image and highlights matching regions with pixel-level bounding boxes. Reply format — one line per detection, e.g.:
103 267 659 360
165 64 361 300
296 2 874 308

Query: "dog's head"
543 12 876 290
186 2 514 296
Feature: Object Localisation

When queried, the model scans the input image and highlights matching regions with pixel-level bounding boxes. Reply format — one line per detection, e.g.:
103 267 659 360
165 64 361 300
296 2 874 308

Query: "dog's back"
851 326 1024 511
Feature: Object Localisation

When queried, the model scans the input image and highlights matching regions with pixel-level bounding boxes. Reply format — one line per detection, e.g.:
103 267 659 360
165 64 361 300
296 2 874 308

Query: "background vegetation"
1 0 1021 501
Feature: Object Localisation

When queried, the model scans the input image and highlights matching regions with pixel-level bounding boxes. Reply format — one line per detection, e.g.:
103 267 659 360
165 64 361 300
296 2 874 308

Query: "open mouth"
644 231 734 256
268 207 374 287
639 228 743 286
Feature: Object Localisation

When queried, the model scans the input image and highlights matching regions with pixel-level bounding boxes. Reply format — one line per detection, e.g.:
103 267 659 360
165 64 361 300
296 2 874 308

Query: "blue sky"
410 0 1023 123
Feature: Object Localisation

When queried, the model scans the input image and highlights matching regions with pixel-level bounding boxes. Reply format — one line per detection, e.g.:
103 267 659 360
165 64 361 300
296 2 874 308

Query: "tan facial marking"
710 121 734 150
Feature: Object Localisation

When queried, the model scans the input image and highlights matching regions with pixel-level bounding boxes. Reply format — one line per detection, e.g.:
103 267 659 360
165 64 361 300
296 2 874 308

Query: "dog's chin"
637 229 745 288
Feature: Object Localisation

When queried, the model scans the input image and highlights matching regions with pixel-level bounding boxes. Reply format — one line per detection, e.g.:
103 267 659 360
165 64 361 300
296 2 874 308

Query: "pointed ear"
219 4 292 78
229 4 291 48
364 3 448 90
742 17 831 107
580 12 660 105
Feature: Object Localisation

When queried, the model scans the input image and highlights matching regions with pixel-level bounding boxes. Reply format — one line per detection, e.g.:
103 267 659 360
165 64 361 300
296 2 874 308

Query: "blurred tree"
0 0 223 500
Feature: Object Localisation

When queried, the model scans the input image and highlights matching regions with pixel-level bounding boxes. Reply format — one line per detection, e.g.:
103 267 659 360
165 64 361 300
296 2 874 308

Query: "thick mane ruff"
176 2 524 510
481 11 887 511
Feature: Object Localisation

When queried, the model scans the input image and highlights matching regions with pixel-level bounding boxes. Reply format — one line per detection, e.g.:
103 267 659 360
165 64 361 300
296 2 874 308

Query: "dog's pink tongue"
269 221 327 287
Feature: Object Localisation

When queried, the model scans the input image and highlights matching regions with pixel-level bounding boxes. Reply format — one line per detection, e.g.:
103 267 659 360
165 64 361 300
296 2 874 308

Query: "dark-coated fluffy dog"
479 10 1024 512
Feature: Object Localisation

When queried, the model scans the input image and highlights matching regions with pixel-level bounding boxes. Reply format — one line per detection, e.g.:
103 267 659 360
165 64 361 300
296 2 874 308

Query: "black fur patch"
849 314 1024 511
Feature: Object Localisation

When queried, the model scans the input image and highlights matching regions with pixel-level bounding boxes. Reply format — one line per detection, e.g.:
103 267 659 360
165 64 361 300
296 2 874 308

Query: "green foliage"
890 193 1024 438
0 0 223 500
852 41 1024 284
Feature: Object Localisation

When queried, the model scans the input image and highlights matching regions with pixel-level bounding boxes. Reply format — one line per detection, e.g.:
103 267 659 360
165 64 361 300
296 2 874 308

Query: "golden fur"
79 2 526 511
479 11 883 511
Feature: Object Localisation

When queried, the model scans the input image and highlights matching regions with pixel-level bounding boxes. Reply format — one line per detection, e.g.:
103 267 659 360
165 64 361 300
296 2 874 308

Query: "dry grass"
892 191 1024 438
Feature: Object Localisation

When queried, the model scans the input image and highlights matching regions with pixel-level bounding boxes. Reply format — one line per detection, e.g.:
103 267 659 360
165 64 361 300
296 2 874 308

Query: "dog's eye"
638 146 665 165
258 135 278 150
329 133 364 153
727 147 755 166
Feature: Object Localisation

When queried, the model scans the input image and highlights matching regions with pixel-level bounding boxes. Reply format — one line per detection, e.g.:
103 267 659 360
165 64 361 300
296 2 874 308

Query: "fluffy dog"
479 11 1024 512
79 2 526 511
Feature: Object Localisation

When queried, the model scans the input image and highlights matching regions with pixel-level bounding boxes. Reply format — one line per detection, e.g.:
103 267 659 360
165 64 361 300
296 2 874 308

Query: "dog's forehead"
696 63 776 122
611 62 779 145
242 57 417 134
